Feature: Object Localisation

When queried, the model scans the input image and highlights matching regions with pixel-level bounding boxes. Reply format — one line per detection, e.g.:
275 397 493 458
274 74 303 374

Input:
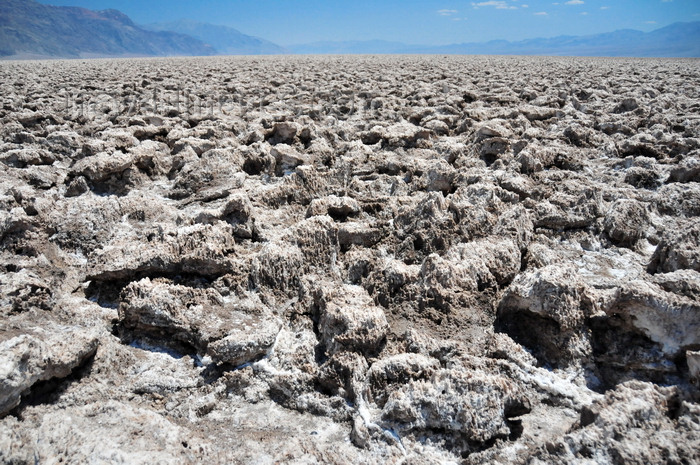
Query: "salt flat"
0 55 699 464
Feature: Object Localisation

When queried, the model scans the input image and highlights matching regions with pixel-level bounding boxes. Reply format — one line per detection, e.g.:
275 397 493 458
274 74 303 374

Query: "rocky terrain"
0 55 699 464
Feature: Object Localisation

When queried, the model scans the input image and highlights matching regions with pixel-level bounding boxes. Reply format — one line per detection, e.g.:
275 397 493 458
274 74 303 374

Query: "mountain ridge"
144 20 286 55
289 21 700 57
0 0 215 58
2 0 698 59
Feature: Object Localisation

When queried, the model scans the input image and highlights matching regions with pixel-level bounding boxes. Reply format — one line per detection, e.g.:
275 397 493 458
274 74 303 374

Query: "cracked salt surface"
1 55 699 464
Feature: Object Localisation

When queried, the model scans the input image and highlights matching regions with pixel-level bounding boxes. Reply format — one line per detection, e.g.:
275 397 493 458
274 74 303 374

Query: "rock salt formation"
0 56 698 464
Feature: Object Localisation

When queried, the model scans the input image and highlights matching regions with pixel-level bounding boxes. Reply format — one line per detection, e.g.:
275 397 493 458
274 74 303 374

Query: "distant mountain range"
144 20 286 55
290 22 700 57
290 40 410 55
0 0 215 58
1 0 698 59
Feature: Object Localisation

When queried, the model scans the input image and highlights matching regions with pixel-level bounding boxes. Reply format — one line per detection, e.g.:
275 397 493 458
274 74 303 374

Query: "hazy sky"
37 0 700 46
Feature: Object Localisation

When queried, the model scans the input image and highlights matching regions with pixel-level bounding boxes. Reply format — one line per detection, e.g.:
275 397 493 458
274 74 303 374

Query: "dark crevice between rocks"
328 207 358 223
412 427 504 460
666 390 683 421
4 263 19 272
553 154 584 172
579 403 598 427
313 377 339 400
132 127 169 143
85 278 129 309
506 419 524 441
494 309 563 369
85 271 224 309
519 249 529 272
588 314 685 393
314 343 329 367
620 144 665 160
360 201 385 215
533 222 598 235
223 214 260 243
496 307 691 394
91 178 134 197
308 299 330 366
8 348 97 420
242 157 266 176
481 152 499 167
117 326 200 360
504 397 531 441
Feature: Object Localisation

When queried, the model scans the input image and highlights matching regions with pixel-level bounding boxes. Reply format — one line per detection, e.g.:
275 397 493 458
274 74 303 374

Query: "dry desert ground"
0 55 699 464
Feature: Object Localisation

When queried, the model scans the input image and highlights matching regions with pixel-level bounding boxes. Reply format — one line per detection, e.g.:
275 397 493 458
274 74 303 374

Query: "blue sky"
37 0 700 45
